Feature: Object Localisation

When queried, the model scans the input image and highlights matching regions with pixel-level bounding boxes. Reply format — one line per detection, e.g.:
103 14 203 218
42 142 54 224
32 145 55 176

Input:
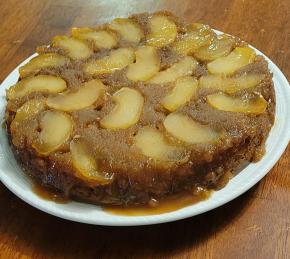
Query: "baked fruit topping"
206 92 267 115
5 12 274 207
161 76 198 111
71 27 117 49
19 53 69 78
32 111 73 155
46 79 105 111
84 48 135 75
148 56 198 84
172 23 214 56
126 46 160 81
207 47 256 74
109 18 143 43
134 126 188 162
52 36 93 60
199 74 265 93
164 113 220 144
100 87 144 129
147 14 177 47
7 75 67 100
70 138 112 184
194 34 235 61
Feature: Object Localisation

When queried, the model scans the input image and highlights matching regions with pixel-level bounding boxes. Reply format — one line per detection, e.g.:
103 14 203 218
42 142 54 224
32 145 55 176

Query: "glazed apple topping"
52 35 93 60
194 34 235 61
199 74 265 93
46 79 105 111
11 99 46 130
161 76 198 112
206 92 267 115
7 75 67 100
71 27 117 49
108 18 143 43
126 46 160 81
100 87 144 129
207 47 256 75
70 138 112 184
172 23 214 56
134 126 188 162
148 56 198 84
84 48 135 75
146 14 177 47
19 53 69 78
33 111 73 155
164 113 220 144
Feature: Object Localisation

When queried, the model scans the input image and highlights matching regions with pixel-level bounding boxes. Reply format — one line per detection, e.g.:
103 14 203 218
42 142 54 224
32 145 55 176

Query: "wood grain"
0 0 289 258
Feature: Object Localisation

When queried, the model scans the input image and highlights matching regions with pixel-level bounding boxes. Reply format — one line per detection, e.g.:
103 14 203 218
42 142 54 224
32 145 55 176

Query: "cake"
5 12 275 206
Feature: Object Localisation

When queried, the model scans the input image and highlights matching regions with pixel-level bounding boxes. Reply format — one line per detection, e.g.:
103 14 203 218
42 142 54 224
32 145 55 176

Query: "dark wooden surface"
0 0 289 258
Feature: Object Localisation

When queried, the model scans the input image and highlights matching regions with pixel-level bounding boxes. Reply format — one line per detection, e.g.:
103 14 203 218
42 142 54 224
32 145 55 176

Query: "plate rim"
0 32 289 226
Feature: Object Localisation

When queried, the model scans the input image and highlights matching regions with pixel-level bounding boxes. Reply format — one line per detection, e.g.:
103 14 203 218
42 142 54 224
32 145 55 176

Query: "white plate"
0 34 289 226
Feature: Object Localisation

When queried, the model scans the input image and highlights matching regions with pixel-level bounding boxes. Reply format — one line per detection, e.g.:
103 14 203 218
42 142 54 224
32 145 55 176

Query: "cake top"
6 12 274 185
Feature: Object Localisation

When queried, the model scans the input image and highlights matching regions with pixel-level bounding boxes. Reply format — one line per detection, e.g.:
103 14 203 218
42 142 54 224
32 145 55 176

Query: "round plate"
0 34 289 226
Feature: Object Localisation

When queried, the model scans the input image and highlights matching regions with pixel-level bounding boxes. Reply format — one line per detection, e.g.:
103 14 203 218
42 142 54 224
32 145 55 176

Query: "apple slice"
194 34 235 61
172 24 214 55
33 111 73 155
84 48 135 75
46 79 105 111
126 46 160 81
52 36 93 60
70 138 112 184
164 113 219 144
19 53 69 78
146 14 177 47
199 74 265 93
100 87 144 129
148 56 198 84
206 92 267 115
71 27 117 49
161 76 198 112
13 99 46 122
108 18 143 43
134 126 188 162
7 75 67 100
207 47 256 75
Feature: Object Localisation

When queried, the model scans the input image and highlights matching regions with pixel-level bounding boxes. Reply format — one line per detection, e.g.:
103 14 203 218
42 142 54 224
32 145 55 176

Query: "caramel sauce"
32 181 212 216
32 183 68 204
104 190 212 216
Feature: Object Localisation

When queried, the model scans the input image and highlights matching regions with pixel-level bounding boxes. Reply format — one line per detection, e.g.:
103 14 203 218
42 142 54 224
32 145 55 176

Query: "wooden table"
0 0 289 258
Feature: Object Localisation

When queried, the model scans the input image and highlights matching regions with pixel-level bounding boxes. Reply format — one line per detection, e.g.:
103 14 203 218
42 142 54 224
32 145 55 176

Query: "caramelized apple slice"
71 27 117 49
148 57 198 84
7 75 67 100
199 74 265 93
47 79 105 111
194 34 235 61
126 46 160 81
162 76 198 111
84 48 135 75
70 138 112 184
134 126 188 162
13 99 46 122
33 111 73 155
207 47 256 74
147 15 177 47
108 18 143 43
164 113 219 144
100 87 144 129
19 53 69 78
172 24 214 55
52 36 93 60
206 92 267 115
